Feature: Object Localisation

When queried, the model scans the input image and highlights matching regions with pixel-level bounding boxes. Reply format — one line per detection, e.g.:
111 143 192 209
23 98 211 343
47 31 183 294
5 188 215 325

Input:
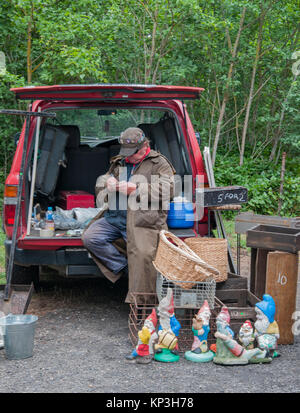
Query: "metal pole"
26 107 42 235
4 115 31 299
237 233 241 275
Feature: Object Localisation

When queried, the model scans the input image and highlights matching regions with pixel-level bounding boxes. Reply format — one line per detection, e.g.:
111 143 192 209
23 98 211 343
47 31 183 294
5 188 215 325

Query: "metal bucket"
0 314 38 360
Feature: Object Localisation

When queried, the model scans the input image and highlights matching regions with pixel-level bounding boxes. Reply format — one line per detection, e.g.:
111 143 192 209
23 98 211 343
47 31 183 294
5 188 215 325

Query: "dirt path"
0 249 299 393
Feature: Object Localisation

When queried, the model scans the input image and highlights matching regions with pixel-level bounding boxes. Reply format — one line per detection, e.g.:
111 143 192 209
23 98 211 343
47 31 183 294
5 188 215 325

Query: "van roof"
11 83 204 101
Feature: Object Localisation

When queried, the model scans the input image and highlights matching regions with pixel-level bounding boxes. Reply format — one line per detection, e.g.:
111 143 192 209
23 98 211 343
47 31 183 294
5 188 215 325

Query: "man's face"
126 143 149 163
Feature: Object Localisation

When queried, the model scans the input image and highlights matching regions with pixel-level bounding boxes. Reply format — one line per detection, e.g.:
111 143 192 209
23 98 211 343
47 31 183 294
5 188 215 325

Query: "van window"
48 108 164 146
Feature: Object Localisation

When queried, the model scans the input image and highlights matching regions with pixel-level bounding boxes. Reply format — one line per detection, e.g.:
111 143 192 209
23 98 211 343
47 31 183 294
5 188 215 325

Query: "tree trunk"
239 9 266 166
269 75 297 161
27 17 32 84
277 151 286 214
212 7 246 166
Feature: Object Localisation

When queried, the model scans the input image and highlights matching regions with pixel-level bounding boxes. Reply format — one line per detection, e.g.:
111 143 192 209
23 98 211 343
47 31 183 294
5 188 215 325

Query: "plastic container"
0 314 38 360
45 207 55 235
167 200 195 229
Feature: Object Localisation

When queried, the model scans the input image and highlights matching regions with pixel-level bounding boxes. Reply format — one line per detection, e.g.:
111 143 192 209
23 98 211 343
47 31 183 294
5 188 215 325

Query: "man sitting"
82 127 175 302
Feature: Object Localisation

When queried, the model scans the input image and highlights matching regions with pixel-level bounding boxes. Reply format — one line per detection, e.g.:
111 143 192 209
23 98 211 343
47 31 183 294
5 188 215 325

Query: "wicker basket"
185 237 228 282
153 230 220 289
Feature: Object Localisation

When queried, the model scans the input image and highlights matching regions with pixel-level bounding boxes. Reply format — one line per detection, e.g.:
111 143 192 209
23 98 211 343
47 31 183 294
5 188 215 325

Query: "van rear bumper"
5 228 196 276
5 239 94 267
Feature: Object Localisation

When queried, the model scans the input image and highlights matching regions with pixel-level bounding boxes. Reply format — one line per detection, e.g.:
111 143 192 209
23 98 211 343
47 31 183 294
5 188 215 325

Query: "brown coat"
83 150 175 303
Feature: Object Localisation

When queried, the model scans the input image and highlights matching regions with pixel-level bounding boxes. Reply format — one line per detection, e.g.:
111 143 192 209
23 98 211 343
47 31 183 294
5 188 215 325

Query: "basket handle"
159 230 220 276
160 230 201 260
194 265 215 279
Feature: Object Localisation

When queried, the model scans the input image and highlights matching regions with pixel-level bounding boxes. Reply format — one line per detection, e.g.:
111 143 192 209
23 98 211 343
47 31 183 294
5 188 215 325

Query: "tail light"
4 204 16 226
3 185 18 235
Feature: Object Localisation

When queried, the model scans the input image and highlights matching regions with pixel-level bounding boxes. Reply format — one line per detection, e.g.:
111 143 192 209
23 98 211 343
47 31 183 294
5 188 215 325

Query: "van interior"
25 106 192 236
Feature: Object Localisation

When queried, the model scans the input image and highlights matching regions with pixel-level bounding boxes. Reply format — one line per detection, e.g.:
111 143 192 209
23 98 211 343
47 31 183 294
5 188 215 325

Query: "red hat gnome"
238 320 255 350
184 300 214 363
217 306 230 325
144 308 158 333
126 308 158 364
196 300 211 324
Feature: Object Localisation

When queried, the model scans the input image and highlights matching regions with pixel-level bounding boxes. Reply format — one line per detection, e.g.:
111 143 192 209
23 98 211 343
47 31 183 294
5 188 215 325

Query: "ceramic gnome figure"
154 288 181 363
184 300 214 362
254 294 280 358
213 306 271 365
126 308 158 364
238 320 255 350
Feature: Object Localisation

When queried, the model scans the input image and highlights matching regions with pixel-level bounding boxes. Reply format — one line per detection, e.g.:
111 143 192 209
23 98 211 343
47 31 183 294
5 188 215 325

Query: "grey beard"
255 318 270 334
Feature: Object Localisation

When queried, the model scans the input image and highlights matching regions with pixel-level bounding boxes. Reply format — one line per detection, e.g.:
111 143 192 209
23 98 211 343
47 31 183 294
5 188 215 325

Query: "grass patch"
212 218 248 250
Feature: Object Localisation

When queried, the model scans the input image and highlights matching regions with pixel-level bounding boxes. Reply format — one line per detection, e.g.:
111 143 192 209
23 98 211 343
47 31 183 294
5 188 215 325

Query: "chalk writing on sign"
277 272 288 286
217 190 247 204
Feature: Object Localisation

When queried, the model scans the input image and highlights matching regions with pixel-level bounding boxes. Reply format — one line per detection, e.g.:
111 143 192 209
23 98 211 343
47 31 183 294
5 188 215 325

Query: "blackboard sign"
196 186 248 207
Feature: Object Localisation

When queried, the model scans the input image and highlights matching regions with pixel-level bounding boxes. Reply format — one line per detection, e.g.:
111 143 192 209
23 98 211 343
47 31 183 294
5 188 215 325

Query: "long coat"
82 150 175 303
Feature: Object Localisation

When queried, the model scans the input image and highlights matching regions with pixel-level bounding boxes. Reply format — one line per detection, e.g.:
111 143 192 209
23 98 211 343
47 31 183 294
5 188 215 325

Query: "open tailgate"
11 83 204 101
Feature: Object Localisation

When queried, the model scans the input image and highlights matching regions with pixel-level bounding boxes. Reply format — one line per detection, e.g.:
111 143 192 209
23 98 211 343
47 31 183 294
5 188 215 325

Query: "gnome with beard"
154 288 181 363
238 320 255 350
126 308 158 364
184 300 214 362
213 306 271 365
254 294 280 358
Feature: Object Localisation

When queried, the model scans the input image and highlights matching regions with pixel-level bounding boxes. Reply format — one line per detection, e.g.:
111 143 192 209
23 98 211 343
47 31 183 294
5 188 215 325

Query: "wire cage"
156 272 216 310
128 292 222 353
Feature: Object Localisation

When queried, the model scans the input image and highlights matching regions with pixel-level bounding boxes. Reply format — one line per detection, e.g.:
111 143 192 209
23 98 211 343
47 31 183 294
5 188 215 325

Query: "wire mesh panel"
156 272 216 309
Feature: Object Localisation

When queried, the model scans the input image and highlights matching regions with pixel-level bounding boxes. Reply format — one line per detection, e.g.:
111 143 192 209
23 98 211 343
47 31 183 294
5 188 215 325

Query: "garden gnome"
213 306 271 365
143 308 158 356
254 294 280 358
238 320 255 350
126 308 158 364
184 300 214 362
154 288 181 362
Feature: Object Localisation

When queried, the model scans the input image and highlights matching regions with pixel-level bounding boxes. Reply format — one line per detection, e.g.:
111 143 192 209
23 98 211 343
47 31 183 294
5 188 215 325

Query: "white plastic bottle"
45 207 55 235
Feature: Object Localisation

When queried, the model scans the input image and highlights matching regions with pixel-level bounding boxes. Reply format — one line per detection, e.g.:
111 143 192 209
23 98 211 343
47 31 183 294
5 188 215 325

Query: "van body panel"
4 84 209 273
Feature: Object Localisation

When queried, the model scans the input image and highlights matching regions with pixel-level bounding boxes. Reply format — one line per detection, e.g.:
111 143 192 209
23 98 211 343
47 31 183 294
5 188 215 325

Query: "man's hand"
106 176 119 192
118 181 137 195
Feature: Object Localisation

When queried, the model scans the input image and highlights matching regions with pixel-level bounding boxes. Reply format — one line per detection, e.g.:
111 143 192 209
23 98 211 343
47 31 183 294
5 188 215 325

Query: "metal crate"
156 272 216 309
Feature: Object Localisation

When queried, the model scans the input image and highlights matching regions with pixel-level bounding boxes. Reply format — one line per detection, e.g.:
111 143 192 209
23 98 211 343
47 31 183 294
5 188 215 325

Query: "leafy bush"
214 154 300 217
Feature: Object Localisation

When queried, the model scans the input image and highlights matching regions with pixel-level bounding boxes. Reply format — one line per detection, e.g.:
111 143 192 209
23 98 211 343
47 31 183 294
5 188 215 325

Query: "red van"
3 84 209 285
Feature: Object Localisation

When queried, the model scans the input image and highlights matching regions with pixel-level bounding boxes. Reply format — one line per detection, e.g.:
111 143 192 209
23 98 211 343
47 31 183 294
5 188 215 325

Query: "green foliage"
0 71 26 197
0 0 299 218
214 153 300 217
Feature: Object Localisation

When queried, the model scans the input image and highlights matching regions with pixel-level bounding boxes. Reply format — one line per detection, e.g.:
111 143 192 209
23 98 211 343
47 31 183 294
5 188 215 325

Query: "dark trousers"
82 217 127 274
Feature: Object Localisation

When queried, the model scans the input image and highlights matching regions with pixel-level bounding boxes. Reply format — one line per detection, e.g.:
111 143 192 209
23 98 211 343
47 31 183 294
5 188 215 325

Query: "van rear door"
11 84 204 101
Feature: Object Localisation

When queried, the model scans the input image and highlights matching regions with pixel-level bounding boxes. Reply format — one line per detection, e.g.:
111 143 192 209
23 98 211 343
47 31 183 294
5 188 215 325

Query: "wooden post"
265 251 298 344
255 249 269 299
277 152 286 215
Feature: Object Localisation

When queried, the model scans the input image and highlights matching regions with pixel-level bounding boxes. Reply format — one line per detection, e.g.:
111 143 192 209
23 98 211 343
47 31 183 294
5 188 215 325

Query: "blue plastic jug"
167 200 195 229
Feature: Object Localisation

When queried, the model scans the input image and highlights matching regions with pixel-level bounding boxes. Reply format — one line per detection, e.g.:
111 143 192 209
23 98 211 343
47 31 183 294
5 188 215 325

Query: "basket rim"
158 230 220 276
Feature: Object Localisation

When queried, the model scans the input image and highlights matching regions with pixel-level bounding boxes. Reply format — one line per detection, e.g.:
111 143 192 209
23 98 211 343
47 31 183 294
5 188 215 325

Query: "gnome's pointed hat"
196 300 211 318
217 306 230 324
242 320 253 330
145 308 158 329
158 287 175 316
255 294 276 323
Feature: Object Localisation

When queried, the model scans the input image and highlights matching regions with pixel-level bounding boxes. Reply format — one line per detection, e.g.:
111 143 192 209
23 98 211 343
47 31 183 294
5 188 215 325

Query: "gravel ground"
0 272 299 394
